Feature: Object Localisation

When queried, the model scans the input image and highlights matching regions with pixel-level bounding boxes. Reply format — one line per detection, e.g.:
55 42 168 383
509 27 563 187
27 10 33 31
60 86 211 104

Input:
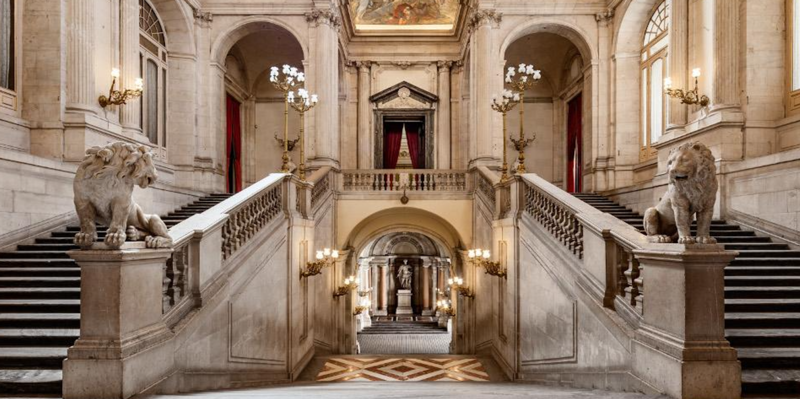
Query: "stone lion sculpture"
73 142 173 249
643 141 718 245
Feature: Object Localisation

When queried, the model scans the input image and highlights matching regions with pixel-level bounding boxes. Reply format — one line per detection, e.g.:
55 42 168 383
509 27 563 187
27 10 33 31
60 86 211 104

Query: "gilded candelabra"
664 68 710 107
505 64 541 174
468 248 507 279
300 248 338 279
353 305 370 316
269 65 303 173
98 68 143 108
491 90 518 182
448 276 474 299
436 300 456 317
289 88 319 181
334 275 359 298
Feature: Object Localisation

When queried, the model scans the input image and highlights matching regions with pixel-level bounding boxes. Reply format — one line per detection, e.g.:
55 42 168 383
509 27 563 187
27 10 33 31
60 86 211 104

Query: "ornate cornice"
393 61 414 70
306 8 342 28
468 9 502 32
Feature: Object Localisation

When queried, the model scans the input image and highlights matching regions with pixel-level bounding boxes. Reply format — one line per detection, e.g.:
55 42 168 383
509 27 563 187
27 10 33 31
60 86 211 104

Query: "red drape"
225 95 242 193
566 94 582 193
384 122 403 169
406 123 422 169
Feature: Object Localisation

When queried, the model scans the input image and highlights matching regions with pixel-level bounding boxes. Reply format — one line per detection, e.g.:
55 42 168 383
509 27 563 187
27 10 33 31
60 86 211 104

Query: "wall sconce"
468 248 507 279
357 289 371 297
448 276 474 298
664 68 709 107
274 134 300 152
334 275 359 298
354 299 371 316
436 300 456 317
99 68 143 108
300 248 338 279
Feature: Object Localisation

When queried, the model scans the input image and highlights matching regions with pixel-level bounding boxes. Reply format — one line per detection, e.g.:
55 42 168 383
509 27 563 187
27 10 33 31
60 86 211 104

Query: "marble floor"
316 357 489 381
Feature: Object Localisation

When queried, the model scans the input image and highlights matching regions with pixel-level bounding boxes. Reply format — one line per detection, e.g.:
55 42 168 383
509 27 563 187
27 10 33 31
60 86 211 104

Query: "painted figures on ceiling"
350 0 459 26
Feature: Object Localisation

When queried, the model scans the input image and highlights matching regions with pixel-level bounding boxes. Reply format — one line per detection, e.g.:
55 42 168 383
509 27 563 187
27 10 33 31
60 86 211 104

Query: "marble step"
738 347 800 369
0 288 80 300
716 236 773 243
727 328 800 347
0 268 80 278
726 286 800 299
0 260 76 268
0 300 80 314
0 347 68 368
726 312 800 329
0 252 70 260
0 369 62 395
730 258 800 267
742 369 800 395
735 250 800 258
0 328 79 346
726 276 800 287
0 313 79 329
726 267 800 276
16 244 79 252
50 231 106 238
726 298 800 313
724 243 792 251
0 277 80 288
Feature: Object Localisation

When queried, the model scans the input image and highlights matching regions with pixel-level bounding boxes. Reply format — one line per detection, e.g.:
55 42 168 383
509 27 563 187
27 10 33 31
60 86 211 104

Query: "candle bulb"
468 250 475 258
111 68 120 79
323 248 331 256
134 78 144 91
692 68 701 78
316 251 323 260
483 250 491 259
331 250 339 259
664 77 672 89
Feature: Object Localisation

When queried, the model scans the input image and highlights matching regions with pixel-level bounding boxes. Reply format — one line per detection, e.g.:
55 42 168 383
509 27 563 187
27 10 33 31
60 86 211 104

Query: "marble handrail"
341 169 468 192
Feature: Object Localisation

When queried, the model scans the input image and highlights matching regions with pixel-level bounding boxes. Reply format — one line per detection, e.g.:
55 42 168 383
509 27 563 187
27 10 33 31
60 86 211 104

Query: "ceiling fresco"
348 0 461 31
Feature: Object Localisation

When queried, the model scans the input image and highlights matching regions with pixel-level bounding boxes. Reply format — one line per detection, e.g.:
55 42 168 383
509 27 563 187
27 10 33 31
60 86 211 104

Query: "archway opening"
504 31 584 190
222 23 304 190
354 231 454 354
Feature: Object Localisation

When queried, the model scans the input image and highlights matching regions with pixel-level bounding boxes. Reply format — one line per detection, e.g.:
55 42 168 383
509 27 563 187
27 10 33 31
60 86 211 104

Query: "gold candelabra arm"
353 305 369 316
480 260 507 279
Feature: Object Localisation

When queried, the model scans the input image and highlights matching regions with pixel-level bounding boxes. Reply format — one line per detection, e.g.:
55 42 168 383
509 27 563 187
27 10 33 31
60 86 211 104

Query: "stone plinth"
631 243 740 399
396 289 413 315
63 244 174 399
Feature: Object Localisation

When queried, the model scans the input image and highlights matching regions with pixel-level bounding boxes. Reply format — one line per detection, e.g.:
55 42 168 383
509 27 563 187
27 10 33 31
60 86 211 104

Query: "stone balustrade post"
63 245 174 399
631 244 740 399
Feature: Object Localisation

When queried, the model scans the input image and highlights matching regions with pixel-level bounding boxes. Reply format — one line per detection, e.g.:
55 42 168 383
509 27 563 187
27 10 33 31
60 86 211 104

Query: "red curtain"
566 94 582 193
406 123 422 169
384 122 403 169
225 95 242 193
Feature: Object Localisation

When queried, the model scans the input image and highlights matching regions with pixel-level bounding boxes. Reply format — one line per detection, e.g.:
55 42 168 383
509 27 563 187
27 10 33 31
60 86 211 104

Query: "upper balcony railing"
341 169 469 193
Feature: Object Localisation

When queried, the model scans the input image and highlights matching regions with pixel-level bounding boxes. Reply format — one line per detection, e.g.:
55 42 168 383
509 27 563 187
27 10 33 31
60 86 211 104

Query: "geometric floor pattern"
316 357 489 382
358 333 451 354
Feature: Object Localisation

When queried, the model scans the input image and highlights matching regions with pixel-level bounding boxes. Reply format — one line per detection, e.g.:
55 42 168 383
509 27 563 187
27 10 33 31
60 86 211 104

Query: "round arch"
148 0 196 55
210 17 309 66
612 0 662 55
499 18 597 64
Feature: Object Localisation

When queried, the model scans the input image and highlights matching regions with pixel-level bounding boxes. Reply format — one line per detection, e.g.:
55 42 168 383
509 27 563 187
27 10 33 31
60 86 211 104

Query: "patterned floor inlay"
316 357 490 382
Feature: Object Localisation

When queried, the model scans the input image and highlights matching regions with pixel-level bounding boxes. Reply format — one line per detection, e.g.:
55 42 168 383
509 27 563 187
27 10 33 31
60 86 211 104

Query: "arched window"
0 0 17 112
139 0 167 148
640 0 669 161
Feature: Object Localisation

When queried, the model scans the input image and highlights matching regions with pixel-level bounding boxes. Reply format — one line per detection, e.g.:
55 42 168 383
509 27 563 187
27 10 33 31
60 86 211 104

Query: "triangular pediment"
370 81 438 105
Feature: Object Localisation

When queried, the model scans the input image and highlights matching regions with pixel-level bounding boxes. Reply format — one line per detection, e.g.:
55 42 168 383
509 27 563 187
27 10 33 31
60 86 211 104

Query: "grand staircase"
360 319 448 335
573 193 800 397
0 193 231 396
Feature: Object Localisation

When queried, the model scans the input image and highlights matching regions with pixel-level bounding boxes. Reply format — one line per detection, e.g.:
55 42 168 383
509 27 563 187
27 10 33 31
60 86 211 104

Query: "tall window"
640 0 669 161
0 0 16 111
139 0 167 147
789 0 800 114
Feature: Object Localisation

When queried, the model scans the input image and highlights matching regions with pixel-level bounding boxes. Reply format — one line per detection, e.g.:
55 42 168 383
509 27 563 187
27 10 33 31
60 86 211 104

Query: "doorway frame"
374 109 435 169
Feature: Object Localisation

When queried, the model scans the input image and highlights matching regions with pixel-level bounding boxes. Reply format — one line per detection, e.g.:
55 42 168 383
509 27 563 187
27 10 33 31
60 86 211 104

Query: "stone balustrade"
341 169 468 192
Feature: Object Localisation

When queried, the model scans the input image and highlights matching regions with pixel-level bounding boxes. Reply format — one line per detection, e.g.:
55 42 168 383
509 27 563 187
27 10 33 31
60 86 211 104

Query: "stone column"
356 62 372 169
119 0 141 133
431 261 438 309
712 0 740 110
63 247 173 399
376 264 389 316
421 262 432 315
470 11 502 166
437 61 452 169
631 245 740 399
307 9 341 168
667 0 688 130
66 0 95 113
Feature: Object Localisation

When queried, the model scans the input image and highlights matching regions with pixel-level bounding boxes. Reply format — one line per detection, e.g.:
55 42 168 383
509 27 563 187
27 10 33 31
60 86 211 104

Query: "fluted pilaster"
437 61 452 169
470 10 502 164
307 8 341 167
66 0 95 113
667 0 688 128
713 0 740 108
357 62 372 169
120 0 141 132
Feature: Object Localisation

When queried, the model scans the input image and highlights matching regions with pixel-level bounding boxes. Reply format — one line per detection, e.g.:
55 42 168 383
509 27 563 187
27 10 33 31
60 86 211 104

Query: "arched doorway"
501 22 594 192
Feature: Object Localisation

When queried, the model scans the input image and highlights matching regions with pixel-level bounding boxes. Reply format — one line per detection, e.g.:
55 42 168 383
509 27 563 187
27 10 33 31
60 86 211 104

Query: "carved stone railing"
221 184 282 261
162 242 189 315
311 168 331 211
341 169 468 192
522 179 585 259
476 169 496 210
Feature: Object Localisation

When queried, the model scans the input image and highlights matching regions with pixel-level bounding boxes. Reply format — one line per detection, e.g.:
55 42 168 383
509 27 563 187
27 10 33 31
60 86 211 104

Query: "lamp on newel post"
289 88 319 181
505 63 541 174
269 65 303 173
491 90 518 182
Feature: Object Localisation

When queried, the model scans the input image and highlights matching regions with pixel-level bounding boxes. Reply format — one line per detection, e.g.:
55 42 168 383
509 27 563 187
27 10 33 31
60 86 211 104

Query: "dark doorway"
566 94 582 193
225 94 242 194
383 119 426 169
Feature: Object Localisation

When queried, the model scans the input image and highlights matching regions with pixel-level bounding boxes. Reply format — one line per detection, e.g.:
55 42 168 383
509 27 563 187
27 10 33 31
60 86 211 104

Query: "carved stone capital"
595 10 614 23
355 60 373 70
468 9 502 31
193 9 213 24
437 60 454 71
306 8 342 29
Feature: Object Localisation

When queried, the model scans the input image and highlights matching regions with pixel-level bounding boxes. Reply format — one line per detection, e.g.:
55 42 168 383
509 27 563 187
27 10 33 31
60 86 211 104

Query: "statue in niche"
397 260 412 290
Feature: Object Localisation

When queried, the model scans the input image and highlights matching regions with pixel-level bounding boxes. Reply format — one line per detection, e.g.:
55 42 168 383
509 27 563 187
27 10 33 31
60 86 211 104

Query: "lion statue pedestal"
73 142 173 250
644 141 718 245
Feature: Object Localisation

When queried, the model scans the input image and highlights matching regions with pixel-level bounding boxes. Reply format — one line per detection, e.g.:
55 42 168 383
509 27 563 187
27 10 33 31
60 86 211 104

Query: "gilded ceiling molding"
306 8 342 29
